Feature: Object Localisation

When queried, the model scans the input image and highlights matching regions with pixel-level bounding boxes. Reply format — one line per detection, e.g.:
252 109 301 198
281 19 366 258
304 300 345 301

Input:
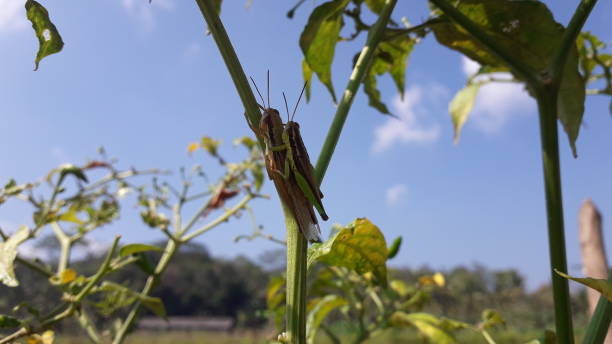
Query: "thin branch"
549 0 599 83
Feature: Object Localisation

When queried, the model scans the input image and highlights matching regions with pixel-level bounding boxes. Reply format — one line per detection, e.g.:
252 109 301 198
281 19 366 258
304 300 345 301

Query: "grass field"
56 327 549 343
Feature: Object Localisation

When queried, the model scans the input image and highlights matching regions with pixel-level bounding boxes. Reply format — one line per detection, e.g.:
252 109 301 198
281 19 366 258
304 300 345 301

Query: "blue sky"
0 0 611 290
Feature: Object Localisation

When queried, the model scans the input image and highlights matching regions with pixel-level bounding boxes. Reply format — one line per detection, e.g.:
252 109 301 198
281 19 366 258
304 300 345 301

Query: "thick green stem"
315 0 398 182
535 89 574 343
582 275 612 344
285 209 307 343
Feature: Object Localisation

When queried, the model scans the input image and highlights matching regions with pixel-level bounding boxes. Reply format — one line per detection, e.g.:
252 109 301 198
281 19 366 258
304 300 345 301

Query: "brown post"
578 199 611 343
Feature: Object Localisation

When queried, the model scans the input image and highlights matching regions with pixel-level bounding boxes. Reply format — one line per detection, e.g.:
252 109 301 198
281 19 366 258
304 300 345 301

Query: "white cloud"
122 0 174 31
0 0 28 33
461 57 534 133
386 184 407 206
183 41 202 58
372 86 441 153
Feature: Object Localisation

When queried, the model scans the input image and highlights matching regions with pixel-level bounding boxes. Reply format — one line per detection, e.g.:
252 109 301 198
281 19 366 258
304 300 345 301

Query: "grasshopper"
249 75 327 242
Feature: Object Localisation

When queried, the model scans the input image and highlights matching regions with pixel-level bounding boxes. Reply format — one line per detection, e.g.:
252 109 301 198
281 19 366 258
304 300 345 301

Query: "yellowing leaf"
0 226 30 287
60 268 77 284
390 279 410 297
433 272 445 287
390 312 457 343
187 142 199 153
26 330 54 344
449 83 480 144
555 269 612 301
308 218 388 286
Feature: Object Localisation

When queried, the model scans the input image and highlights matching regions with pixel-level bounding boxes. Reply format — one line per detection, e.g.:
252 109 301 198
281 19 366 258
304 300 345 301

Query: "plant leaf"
390 312 457 343
0 314 21 328
119 243 162 258
449 83 480 144
387 236 402 259
302 59 313 102
432 0 585 155
555 269 611 301
306 295 347 344
25 0 64 71
363 35 416 115
0 226 30 287
308 218 388 286
95 281 166 318
299 0 350 102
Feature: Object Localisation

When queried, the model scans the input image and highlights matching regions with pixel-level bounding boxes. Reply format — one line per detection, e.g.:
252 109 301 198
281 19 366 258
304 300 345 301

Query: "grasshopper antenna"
267 70 271 109
291 81 308 121
282 92 291 122
249 76 266 109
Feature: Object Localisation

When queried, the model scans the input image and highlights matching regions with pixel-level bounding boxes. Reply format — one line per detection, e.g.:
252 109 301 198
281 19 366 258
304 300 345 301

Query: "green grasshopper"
249 76 327 242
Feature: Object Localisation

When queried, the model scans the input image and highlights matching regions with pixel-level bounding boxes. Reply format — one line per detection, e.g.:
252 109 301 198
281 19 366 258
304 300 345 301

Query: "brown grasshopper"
248 76 327 243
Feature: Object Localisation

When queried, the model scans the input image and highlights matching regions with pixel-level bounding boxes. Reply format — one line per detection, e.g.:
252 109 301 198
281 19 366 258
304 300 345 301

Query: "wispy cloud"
0 0 28 33
385 184 407 207
372 85 442 153
461 57 534 133
122 0 174 31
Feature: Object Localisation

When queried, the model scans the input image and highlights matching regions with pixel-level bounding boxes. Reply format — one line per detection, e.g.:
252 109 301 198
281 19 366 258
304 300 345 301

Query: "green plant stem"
112 239 179 344
51 222 70 273
194 0 261 129
582 275 612 344
549 0 599 82
180 194 253 242
535 89 574 343
76 308 102 344
314 0 398 182
285 210 307 343
428 0 538 86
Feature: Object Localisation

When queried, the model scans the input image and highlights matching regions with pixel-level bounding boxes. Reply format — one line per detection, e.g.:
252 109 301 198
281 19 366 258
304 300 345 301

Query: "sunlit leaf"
59 268 77 284
390 312 457 343
306 295 347 344
432 0 585 155
59 205 84 225
26 330 54 344
364 0 385 14
480 309 506 329
390 279 410 297
187 142 199 153
119 243 162 258
387 236 402 259
299 0 350 102
308 218 388 286
0 226 30 287
200 136 222 157
449 83 480 144
420 272 446 287
25 0 63 71
555 269 611 301
302 59 313 102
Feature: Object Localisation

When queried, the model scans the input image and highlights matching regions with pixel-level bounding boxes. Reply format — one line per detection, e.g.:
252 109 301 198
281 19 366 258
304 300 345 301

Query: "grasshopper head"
260 107 284 143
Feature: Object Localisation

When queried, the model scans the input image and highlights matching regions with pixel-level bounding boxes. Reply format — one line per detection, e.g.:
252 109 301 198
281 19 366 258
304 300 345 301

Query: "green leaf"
432 0 585 155
363 35 416 115
364 0 385 14
306 295 347 344
25 0 64 71
302 59 313 102
387 236 402 259
119 243 162 258
299 0 350 102
46 164 88 183
308 218 388 286
95 281 166 318
390 312 457 343
555 269 612 301
449 83 481 144
58 205 84 225
0 314 21 328
267 275 286 310
200 136 222 157
0 226 30 287
480 309 506 329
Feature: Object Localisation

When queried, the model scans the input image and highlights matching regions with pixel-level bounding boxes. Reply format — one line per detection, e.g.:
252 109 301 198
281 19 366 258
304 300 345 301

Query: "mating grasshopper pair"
249 77 328 243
